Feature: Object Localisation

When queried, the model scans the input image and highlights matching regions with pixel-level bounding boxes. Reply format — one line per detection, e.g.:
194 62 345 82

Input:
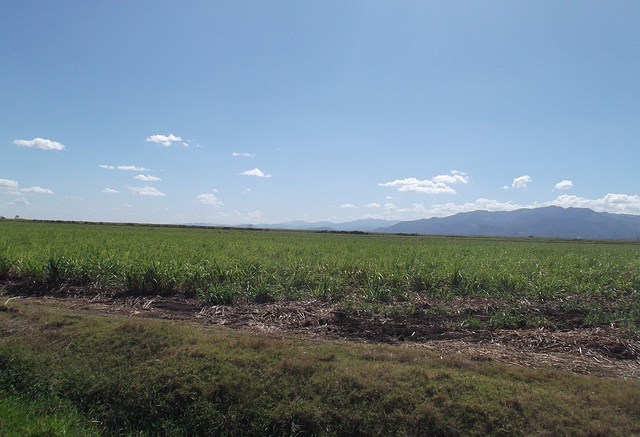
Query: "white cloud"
102 188 120 194
127 186 166 197
1 179 52 195
145 134 185 147
340 203 356 208
20 186 53 194
381 193 640 220
366 203 381 208
429 198 522 217
379 171 468 195
196 193 223 206
512 175 532 189
118 165 150 171
379 177 456 194
554 180 573 190
432 171 469 185
98 164 115 170
363 193 640 222
13 138 65 151
0 179 19 188
365 199 521 221
12 197 29 206
134 174 162 182
247 210 263 220
232 152 255 158
549 193 640 214
240 168 272 178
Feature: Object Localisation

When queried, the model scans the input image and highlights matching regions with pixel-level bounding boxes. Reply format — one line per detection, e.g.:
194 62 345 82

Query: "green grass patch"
1 299 639 436
2 220 640 311
0 391 101 436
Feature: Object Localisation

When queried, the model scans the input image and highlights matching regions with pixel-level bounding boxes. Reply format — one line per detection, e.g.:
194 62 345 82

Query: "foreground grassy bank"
1 299 639 436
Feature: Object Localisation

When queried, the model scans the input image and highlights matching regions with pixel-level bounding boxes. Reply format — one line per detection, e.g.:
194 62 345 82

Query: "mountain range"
189 207 640 240
375 206 640 240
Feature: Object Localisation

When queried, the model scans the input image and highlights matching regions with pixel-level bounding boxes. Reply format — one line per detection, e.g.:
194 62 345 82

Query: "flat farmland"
2 220 640 303
1 219 640 435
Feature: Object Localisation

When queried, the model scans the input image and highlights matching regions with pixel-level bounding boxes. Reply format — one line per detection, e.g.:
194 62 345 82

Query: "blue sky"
2 1 639 225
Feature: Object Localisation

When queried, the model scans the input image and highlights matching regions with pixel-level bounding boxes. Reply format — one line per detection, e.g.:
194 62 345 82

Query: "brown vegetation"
3 279 638 380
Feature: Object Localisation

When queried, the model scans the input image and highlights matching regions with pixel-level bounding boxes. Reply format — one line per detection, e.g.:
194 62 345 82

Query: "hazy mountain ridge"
375 207 640 240
187 207 640 240
186 218 399 232
254 218 399 232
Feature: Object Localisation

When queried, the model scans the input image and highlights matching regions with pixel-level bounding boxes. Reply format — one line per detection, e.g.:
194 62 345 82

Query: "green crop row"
2 220 640 306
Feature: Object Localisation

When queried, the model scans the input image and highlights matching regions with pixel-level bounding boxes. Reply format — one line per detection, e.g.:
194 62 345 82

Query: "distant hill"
186 218 399 232
185 207 640 240
375 206 640 240
255 218 399 232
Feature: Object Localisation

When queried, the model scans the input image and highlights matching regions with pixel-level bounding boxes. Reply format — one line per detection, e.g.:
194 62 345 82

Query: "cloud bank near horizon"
5 135 640 223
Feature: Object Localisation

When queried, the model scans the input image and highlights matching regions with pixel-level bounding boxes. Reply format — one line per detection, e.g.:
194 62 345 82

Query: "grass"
0 391 101 437
1 219 640 434
1 219 639 328
1 299 639 436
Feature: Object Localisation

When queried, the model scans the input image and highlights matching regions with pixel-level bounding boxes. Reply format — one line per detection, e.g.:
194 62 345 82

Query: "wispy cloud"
240 168 272 178
0 179 19 189
118 165 150 171
380 171 469 195
20 186 53 194
12 197 30 206
145 134 187 147
429 198 522 217
340 203 356 208
232 152 255 158
100 164 151 171
554 180 573 190
102 188 120 194
512 175 532 189
246 210 263 220
378 193 640 221
1 179 52 195
196 193 224 206
366 203 381 208
134 174 161 182
127 186 166 197
13 137 66 151
432 171 469 185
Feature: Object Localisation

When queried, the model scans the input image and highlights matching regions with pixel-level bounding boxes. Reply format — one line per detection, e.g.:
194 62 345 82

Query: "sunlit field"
2 219 640 435
2 219 640 329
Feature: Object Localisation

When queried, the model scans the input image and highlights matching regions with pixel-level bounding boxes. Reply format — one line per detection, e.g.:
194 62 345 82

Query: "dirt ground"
2 280 639 380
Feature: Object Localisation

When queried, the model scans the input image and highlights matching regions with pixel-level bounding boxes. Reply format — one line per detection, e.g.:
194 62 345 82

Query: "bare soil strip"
2 280 639 380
